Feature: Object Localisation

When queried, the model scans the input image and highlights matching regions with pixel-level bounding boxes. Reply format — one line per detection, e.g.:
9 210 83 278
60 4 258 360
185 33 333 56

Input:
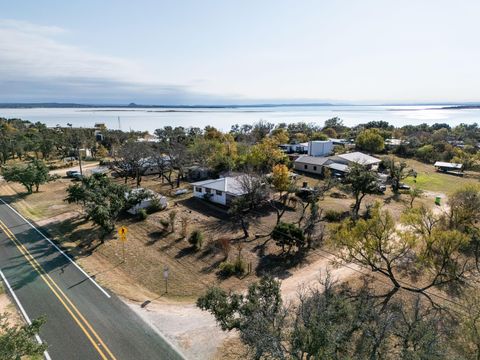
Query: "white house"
294 151 381 176
191 176 247 206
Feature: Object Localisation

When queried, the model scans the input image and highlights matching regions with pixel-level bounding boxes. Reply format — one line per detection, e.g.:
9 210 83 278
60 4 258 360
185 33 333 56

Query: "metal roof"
337 152 381 165
190 176 247 196
327 163 349 172
294 155 332 166
434 161 463 169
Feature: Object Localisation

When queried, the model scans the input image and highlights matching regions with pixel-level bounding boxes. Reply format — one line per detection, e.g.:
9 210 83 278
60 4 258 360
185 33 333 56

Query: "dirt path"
49 161 103 176
280 251 359 301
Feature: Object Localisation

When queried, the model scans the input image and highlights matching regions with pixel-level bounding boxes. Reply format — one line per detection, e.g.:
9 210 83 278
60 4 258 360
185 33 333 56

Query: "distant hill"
0 102 336 109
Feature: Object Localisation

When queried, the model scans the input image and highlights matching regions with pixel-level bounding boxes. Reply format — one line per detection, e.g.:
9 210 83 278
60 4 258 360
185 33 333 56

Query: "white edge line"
0 268 52 360
0 198 111 299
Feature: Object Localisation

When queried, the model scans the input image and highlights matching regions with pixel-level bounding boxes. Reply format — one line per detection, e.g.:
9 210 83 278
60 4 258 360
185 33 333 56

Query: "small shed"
434 161 464 176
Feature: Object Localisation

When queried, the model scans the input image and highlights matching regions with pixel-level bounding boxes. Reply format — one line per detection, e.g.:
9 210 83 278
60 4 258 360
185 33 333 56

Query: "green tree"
246 137 287 173
0 313 47 360
383 157 415 194
65 174 140 237
356 128 385 153
407 187 424 208
342 163 381 218
197 277 287 359
416 144 435 163
272 221 305 254
332 203 469 302
2 159 56 193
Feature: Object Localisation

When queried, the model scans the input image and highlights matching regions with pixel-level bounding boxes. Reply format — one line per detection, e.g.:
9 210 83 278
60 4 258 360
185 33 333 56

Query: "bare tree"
113 141 153 186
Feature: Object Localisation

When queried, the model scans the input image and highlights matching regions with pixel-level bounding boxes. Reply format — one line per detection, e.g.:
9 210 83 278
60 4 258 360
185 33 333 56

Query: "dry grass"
1 159 476 302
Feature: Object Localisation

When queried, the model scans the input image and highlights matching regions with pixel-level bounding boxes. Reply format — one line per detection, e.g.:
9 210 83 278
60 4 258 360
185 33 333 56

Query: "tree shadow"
255 252 306 279
177 197 230 220
200 258 224 275
0 192 28 204
146 230 169 246
174 246 196 259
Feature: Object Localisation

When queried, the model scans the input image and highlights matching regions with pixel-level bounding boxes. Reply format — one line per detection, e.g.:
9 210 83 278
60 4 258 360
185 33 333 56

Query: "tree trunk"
240 219 249 238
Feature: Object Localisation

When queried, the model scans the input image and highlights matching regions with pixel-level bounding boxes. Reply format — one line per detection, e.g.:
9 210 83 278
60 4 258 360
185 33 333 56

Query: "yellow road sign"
118 226 128 241
118 226 128 236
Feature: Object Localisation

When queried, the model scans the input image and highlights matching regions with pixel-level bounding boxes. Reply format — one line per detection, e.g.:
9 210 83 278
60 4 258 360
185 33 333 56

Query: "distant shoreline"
440 105 480 110
0 102 478 110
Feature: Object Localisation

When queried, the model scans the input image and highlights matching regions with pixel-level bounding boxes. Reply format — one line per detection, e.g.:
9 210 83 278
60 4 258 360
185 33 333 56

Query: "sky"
0 0 480 105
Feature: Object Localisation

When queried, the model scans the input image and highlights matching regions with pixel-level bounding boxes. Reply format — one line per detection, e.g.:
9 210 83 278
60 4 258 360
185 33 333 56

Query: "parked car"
174 189 188 196
67 171 83 180
377 183 387 193
399 183 410 190
66 170 79 178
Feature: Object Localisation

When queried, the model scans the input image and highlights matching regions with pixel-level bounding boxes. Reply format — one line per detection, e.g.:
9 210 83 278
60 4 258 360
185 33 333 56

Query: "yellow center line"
0 220 117 360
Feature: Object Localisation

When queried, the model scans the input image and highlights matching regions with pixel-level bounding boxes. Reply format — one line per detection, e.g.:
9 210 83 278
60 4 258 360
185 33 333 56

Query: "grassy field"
394 157 480 194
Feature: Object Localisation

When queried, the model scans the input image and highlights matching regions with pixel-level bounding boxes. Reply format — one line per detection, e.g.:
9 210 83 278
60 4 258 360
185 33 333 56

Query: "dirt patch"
0 287 23 327
127 300 234 360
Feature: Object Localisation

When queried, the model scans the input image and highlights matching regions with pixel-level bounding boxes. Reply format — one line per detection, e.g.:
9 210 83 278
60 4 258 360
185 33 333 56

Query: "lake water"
1 105 479 133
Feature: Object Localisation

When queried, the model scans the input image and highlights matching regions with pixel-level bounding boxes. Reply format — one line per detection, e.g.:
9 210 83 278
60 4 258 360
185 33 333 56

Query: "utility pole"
78 147 83 176
163 265 169 294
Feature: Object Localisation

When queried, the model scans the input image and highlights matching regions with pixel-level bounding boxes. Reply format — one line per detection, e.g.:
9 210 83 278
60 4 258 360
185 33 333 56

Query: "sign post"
163 265 169 294
118 226 128 262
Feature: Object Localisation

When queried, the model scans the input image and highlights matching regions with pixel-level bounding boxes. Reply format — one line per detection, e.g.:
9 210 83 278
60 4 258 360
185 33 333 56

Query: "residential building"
329 152 382 168
293 151 381 176
293 156 331 175
191 176 247 206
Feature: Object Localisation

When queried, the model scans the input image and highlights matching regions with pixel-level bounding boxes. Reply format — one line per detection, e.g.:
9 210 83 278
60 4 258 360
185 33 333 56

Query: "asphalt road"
0 199 185 360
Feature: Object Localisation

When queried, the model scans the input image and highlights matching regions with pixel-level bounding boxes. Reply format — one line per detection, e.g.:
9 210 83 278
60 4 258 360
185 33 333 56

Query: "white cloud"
0 19 221 104
0 19 145 82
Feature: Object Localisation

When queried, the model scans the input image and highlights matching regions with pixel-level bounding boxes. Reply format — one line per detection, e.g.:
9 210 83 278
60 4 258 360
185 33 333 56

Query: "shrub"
159 218 170 229
324 209 344 222
218 258 246 277
147 198 164 213
219 261 236 276
138 208 148 220
233 258 246 274
188 230 203 250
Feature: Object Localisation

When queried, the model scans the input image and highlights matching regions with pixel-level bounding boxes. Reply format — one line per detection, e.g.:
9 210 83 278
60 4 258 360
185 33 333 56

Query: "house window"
313 166 317 171
304 164 308 169
205 188 211 194
216 190 222 196
196 187 202 193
